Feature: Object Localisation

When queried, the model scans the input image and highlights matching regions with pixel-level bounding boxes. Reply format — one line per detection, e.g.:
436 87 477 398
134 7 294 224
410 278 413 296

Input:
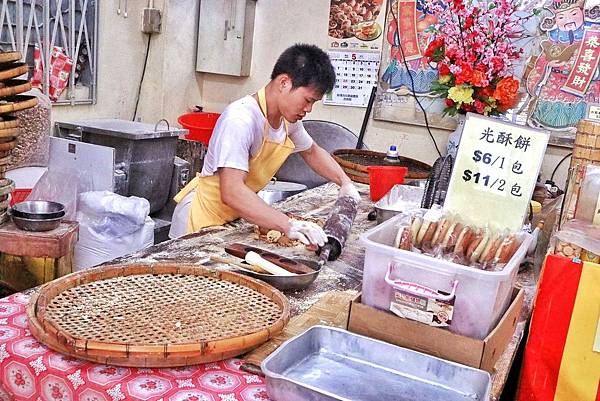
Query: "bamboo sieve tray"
0 116 19 130
28 263 291 367
332 149 432 182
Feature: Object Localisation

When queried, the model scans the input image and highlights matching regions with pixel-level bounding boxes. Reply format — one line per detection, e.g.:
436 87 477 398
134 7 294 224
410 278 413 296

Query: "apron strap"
257 86 289 141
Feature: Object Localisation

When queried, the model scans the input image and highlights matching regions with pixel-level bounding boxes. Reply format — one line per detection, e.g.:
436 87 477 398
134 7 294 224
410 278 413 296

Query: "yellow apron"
173 87 295 233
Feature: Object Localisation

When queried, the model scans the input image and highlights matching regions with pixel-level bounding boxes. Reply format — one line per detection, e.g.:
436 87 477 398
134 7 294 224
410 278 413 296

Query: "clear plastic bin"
360 215 532 339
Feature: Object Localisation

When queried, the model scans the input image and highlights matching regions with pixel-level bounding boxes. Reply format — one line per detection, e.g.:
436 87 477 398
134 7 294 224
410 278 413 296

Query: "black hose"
550 152 572 183
356 85 378 149
133 35 152 121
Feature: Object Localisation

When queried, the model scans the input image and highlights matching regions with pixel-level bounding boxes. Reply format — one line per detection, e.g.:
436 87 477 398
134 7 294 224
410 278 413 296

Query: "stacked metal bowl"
9 201 65 231
0 51 38 224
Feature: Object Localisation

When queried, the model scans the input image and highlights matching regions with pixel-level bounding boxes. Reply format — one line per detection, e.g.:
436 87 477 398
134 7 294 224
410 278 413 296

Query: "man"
170 44 360 246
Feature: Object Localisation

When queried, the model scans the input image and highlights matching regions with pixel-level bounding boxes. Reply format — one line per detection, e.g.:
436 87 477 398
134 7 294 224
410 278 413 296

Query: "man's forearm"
221 181 291 233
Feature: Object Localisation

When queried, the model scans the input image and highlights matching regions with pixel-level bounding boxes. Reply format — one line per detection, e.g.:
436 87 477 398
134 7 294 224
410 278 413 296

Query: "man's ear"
277 74 292 91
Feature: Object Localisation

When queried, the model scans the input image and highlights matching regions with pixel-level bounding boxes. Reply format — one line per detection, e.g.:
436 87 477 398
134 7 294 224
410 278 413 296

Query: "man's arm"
220 167 327 246
219 167 292 233
299 143 353 187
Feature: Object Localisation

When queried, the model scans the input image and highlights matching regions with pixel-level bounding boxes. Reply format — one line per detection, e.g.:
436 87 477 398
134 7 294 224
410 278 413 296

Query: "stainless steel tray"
261 326 491 401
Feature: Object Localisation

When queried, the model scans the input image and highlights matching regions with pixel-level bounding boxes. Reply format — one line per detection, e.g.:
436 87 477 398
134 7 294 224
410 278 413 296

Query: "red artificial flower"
497 102 510 113
474 99 485 113
490 56 505 73
461 103 475 112
455 62 473 85
494 76 519 106
452 0 465 11
438 63 451 76
464 16 475 30
479 86 494 97
445 98 455 107
471 70 486 87
445 47 458 60
424 38 445 60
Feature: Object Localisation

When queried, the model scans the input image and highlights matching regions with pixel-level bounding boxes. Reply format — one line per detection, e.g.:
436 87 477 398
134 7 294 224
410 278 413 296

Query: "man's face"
555 7 584 31
279 84 323 123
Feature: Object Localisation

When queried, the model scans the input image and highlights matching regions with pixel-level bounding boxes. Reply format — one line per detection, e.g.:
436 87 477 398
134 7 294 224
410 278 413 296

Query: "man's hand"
286 219 327 246
338 182 361 202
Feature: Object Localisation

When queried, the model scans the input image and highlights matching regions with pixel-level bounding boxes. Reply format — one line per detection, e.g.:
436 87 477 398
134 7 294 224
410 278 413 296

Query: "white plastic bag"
27 167 87 220
74 216 155 271
74 191 154 271
78 191 150 237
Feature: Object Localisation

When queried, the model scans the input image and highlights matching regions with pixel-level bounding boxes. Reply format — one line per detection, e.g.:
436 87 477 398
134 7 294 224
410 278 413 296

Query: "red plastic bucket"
178 112 221 145
367 166 408 201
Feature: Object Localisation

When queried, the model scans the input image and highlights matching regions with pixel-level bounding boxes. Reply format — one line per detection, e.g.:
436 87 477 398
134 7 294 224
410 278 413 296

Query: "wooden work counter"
108 183 547 400
0 220 78 294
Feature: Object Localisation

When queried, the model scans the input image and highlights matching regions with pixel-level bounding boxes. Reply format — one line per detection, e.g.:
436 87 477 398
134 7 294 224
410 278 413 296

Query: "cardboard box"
347 287 524 373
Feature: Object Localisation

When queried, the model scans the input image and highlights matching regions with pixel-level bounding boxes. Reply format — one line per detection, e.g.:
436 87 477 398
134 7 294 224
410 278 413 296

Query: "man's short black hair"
271 44 336 96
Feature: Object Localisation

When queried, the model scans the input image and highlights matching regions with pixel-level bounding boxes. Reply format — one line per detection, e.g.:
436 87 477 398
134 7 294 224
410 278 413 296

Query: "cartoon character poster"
525 0 600 132
373 0 456 129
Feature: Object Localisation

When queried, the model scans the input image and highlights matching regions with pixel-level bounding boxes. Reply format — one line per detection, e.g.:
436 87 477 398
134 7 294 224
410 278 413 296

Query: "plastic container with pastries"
360 213 532 340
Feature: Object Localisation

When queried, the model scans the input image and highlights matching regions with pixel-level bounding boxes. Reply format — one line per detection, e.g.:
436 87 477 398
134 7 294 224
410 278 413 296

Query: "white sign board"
444 113 549 232
588 103 600 122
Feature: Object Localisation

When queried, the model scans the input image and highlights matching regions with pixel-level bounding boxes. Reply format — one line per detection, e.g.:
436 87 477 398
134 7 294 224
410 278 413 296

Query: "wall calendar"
324 50 381 107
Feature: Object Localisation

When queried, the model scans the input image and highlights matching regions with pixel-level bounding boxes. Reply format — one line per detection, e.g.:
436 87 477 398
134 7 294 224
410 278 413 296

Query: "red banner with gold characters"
562 28 600 97
517 255 600 401
396 0 421 60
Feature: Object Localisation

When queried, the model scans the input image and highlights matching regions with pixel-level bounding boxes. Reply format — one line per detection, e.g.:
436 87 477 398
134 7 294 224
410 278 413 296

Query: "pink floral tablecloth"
0 292 272 401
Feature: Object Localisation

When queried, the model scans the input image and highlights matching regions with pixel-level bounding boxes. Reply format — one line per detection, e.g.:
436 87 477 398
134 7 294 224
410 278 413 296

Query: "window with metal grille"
0 0 98 105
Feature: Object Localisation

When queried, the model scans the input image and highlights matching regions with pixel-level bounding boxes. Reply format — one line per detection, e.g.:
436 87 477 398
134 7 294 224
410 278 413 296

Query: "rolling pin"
245 251 296 276
209 255 270 274
225 243 314 274
317 195 359 264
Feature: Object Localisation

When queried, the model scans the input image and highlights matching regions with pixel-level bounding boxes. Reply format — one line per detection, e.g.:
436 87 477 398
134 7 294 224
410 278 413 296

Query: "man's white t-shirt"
201 95 314 176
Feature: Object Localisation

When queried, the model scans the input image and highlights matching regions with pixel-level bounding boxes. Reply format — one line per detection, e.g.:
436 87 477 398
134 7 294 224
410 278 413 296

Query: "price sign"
444 113 549 231
588 103 600 122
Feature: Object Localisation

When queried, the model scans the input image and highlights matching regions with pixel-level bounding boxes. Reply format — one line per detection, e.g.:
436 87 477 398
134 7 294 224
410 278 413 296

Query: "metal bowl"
11 200 65 220
10 213 62 232
374 184 425 224
234 259 321 292
258 180 308 205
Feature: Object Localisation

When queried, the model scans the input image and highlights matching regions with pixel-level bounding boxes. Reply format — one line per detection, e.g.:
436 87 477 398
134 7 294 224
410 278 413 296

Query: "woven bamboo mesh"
563 119 600 222
571 120 600 167
0 51 37 220
28 263 290 367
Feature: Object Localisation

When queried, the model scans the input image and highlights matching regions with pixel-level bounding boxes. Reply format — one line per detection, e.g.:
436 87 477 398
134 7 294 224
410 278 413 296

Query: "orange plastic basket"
178 112 221 145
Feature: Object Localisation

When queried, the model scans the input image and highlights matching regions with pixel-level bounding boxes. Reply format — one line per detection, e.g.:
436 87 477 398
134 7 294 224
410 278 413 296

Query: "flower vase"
446 114 466 159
